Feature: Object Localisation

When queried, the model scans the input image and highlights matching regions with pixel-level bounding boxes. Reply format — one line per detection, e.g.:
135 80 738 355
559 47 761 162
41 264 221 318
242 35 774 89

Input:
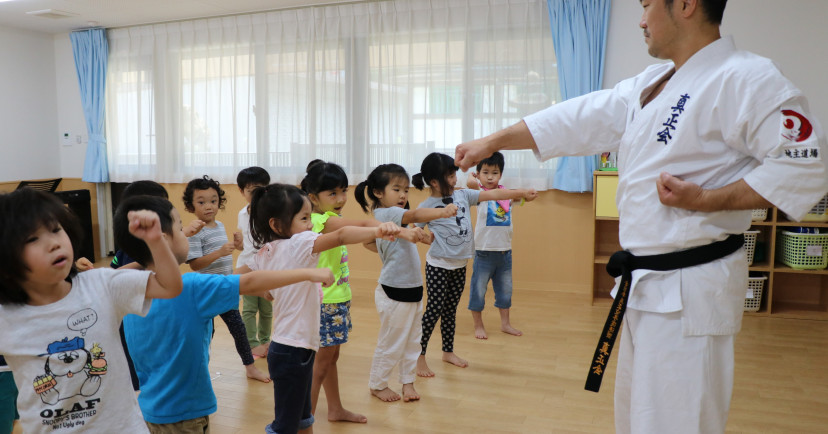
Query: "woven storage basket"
743 230 760 265
751 208 768 221
744 275 766 312
787 194 828 222
777 230 828 270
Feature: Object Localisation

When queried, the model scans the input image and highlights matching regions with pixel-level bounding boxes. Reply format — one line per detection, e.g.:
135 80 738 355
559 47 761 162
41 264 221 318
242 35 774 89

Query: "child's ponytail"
249 184 308 248
412 173 425 190
300 160 348 195
358 164 411 211
354 181 372 214
414 152 457 196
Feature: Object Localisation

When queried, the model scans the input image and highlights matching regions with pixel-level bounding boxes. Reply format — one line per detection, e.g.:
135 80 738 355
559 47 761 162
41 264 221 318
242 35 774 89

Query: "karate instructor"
455 1 828 433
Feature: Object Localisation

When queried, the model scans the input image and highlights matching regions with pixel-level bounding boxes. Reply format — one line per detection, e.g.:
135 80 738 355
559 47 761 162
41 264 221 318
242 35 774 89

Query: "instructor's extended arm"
656 173 773 212
455 121 538 171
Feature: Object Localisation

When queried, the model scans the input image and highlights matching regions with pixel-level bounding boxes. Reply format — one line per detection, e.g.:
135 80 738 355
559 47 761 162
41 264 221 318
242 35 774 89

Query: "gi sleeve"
738 96 828 221
523 74 638 162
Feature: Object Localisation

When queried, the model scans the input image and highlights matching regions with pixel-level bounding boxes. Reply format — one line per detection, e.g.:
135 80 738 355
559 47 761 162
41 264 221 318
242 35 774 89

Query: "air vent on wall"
26 9 78 19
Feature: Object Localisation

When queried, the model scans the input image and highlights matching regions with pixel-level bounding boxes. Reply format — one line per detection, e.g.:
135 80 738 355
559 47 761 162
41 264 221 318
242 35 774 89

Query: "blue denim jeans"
265 342 315 434
468 250 513 311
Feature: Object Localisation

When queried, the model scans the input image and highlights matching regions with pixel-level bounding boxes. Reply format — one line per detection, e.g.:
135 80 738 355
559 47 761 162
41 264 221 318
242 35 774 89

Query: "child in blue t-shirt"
116 195 332 431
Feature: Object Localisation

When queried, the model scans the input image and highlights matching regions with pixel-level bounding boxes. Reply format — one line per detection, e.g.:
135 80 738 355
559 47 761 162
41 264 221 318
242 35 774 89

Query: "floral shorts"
319 301 352 347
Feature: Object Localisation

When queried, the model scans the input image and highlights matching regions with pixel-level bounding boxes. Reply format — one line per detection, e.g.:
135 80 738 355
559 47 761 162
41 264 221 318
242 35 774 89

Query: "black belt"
584 233 744 392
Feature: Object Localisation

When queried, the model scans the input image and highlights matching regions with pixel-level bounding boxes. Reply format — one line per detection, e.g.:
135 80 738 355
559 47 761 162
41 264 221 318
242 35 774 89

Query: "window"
106 0 559 188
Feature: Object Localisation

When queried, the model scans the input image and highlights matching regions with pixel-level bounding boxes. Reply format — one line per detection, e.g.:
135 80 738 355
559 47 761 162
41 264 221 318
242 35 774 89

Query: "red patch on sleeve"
781 110 813 142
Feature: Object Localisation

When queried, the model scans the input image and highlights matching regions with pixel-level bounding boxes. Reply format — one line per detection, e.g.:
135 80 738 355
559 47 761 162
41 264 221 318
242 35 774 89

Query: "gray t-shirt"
187 221 233 275
415 188 480 260
374 207 422 288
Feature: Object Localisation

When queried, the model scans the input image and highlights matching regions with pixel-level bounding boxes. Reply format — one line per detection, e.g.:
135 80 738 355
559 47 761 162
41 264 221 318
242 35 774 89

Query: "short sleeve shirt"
374 207 423 288
0 268 152 433
249 231 324 351
311 212 351 303
187 221 233 275
123 273 240 424
415 188 481 260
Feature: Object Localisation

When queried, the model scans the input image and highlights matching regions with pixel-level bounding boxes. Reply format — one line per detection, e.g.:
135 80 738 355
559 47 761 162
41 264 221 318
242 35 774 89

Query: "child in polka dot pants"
411 153 536 376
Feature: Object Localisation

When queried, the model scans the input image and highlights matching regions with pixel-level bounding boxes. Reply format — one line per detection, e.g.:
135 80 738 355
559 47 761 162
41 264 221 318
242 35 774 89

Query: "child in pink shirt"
237 183 416 434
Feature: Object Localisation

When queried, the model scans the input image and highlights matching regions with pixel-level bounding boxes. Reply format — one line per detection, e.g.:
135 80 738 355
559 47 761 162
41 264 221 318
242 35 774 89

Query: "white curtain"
105 0 560 188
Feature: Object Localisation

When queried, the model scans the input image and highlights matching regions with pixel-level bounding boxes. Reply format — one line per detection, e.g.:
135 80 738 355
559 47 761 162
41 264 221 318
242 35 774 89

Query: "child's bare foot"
327 408 367 424
471 310 487 339
245 364 271 383
501 324 523 336
402 383 420 402
417 355 435 377
371 387 401 402
442 352 468 368
252 343 269 357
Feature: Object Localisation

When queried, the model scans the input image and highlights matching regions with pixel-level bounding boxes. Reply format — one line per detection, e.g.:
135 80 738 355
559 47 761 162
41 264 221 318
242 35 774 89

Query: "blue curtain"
547 0 611 192
70 29 109 183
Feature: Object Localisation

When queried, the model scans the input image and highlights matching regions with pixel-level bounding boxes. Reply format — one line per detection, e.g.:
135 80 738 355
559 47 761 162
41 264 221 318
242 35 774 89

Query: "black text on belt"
584 233 744 392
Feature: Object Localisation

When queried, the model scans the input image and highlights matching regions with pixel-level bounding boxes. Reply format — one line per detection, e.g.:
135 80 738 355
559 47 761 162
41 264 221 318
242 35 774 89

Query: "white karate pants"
614 309 734 434
368 285 423 390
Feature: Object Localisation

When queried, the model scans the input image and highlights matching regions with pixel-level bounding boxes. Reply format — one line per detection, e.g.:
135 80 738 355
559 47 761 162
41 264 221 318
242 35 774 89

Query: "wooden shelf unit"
590 171 828 320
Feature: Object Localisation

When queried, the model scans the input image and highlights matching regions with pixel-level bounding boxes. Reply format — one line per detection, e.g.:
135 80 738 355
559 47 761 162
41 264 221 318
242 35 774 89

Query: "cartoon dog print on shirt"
33 309 109 405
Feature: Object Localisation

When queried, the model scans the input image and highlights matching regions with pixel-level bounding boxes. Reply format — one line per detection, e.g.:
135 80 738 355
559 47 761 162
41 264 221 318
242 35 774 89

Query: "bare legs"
311 345 367 423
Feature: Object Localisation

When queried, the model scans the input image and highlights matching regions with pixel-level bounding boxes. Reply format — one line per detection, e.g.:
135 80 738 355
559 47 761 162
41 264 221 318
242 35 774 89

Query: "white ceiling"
0 0 348 34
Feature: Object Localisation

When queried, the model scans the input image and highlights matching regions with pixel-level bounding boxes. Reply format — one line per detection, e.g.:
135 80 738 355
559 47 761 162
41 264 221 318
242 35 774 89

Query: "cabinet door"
595 175 619 218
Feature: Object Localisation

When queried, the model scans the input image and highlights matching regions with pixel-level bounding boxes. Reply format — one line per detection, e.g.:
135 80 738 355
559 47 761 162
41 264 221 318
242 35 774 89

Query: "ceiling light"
26 9 78 19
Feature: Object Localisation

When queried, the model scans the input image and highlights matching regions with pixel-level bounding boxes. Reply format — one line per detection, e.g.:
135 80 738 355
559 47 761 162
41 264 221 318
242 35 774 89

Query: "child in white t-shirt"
234 166 272 359
0 188 182 433
466 152 523 339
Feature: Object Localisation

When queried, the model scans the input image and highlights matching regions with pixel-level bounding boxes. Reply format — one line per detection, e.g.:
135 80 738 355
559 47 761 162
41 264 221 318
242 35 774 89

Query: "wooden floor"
12 274 827 433
202 276 828 434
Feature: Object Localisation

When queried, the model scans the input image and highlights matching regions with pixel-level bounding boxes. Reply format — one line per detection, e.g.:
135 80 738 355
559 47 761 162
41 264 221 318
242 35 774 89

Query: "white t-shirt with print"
0 268 152 433
474 196 513 251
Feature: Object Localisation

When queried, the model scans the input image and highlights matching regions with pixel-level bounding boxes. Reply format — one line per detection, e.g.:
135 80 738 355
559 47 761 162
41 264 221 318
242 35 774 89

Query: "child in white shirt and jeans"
466 151 523 339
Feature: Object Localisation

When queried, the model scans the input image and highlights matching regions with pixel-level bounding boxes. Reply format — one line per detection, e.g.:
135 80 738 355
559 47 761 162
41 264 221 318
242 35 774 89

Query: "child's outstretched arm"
401 203 458 225
478 188 538 203
466 172 481 190
188 241 235 271
128 210 183 299
319 216 381 233
239 268 334 296
313 222 401 253
184 219 206 237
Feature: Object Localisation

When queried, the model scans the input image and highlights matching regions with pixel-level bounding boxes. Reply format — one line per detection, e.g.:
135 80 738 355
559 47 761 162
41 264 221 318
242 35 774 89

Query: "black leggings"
214 309 255 366
421 264 466 354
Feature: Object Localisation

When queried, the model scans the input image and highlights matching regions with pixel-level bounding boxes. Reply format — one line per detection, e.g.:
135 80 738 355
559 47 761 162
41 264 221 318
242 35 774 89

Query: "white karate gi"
524 36 828 433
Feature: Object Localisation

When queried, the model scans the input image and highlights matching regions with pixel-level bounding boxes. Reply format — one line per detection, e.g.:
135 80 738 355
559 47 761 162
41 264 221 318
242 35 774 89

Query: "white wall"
0 25 59 183
604 0 828 120
54 33 88 179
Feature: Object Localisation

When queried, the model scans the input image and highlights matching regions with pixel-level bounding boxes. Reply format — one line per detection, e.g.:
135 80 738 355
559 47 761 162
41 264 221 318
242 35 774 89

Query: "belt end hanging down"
584 272 631 393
